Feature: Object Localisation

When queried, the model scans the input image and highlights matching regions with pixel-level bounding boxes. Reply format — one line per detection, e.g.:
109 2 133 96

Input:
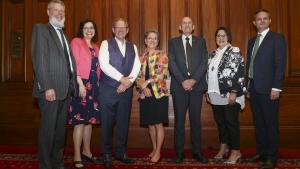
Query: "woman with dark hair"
67 19 101 169
136 29 169 165
206 27 245 164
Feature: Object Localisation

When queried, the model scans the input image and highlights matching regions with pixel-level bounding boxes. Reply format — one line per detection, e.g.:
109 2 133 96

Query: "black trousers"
211 103 241 150
249 81 279 163
172 88 203 154
98 82 133 157
37 97 70 169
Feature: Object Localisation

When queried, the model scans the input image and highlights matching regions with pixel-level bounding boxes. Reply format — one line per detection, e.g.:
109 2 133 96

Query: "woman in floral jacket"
136 29 169 164
206 27 245 164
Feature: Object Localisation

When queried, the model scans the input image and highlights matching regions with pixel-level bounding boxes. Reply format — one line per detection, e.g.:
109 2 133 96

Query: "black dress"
139 60 169 126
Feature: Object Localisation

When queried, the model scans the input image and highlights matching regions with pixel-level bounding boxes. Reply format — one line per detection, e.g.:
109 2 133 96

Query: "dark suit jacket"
168 35 208 92
31 23 77 100
246 31 286 94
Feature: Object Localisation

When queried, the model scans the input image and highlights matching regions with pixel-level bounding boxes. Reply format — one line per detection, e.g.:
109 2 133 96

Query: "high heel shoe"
148 157 161 165
81 153 101 163
74 161 85 169
224 155 242 165
214 148 229 160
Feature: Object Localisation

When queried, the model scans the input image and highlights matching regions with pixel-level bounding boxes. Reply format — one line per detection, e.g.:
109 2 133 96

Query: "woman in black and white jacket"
207 27 245 164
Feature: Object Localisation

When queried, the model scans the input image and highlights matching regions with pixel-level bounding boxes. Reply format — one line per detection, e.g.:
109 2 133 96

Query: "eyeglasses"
216 34 227 38
147 37 158 41
83 27 94 30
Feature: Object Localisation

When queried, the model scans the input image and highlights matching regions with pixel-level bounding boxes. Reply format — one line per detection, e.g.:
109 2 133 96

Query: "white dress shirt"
99 37 141 83
51 24 74 73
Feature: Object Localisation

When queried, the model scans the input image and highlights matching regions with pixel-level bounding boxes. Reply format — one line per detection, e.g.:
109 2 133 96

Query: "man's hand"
182 79 196 91
270 90 280 100
117 84 127 94
120 76 133 88
45 89 56 101
182 80 191 90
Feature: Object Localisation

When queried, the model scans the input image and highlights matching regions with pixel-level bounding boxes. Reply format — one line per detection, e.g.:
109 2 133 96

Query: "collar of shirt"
258 28 269 37
216 44 230 54
258 28 269 45
50 23 64 44
50 22 62 30
182 34 192 46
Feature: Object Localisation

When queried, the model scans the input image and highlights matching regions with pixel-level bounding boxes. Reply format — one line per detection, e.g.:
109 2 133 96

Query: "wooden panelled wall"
1 0 300 149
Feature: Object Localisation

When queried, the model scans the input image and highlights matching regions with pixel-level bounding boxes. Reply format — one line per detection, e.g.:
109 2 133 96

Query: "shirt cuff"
272 88 282 92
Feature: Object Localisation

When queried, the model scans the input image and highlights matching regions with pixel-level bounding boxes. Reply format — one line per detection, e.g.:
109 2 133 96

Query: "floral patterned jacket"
208 45 246 97
136 50 170 99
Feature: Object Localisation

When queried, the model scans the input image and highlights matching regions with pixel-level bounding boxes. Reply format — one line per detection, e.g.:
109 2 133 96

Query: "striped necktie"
58 28 73 78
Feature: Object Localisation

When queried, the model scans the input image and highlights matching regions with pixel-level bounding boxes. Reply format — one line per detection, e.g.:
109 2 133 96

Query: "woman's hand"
206 93 211 103
142 87 152 97
79 84 87 98
141 79 154 89
228 92 237 105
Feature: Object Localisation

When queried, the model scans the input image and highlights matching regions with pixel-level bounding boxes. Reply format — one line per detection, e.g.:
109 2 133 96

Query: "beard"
49 16 65 28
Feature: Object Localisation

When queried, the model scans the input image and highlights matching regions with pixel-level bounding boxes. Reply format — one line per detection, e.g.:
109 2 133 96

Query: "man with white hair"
31 0 77 168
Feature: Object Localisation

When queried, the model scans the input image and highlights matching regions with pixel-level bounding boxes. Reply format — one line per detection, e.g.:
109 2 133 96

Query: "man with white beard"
31 0 77 168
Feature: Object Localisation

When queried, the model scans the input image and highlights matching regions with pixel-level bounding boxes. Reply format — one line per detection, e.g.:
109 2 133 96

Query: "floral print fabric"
67 48 100 125
136 50 170 99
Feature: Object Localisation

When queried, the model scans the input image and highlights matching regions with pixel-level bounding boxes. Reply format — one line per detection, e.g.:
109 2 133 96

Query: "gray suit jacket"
168 35 208 92
31 23 77 100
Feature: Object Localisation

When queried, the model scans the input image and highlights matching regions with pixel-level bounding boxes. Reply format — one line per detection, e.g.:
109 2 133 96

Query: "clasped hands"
117 76 133 94
182 79 196 91
141 79 155 97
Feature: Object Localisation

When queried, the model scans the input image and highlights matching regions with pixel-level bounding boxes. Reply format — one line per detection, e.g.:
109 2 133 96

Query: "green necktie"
249 34 261 78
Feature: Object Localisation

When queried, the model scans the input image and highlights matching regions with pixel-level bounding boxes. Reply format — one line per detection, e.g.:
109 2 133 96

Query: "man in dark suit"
98 18 141 168
246 9 286 169
168 17 208 164
31 0 77 168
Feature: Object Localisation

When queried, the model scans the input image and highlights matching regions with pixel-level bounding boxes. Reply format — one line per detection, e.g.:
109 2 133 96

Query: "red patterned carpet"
0 146 299 169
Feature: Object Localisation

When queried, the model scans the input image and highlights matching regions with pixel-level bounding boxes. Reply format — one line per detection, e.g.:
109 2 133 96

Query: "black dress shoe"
192 153 208 164
173 153 184 164
248 154 266 163
103 154 112 168
81 153 102 163
261 159 276 169
115 154 134 164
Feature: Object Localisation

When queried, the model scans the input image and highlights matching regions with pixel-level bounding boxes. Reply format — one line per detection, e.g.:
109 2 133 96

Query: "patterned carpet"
0 153 300 169
0 146 300 169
